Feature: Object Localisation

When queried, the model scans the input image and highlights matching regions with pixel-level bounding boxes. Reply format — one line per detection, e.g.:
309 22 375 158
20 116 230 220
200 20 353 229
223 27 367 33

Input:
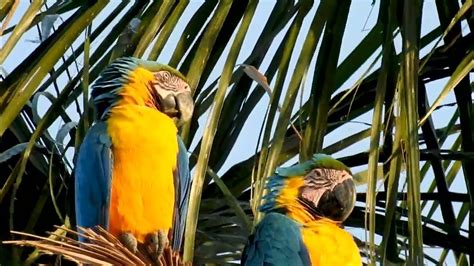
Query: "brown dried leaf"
3 226 190 266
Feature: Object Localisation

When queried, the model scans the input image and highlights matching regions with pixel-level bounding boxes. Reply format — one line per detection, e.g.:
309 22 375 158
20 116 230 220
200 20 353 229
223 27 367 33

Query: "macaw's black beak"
316 178 356 222
159 91 194 126
175 91 194 126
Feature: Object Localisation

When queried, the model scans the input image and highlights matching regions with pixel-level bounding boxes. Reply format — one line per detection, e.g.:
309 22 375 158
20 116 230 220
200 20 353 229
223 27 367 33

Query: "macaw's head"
261 154 356 223
91 57 194 126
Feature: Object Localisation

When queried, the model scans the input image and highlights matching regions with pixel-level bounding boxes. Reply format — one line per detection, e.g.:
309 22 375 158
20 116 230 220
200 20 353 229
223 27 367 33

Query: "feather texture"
106 104 178 243
275 154 351 177
242 212 310 266
172 136 191 250
75 122 113 239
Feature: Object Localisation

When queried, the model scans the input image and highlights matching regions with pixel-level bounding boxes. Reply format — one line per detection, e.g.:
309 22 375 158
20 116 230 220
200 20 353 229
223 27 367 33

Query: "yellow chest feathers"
106 104 178 243
301 219 362 266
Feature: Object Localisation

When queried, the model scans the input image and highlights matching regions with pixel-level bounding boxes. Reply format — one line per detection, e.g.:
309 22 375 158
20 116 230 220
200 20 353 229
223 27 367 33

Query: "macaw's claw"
146 230 169 262
119 232 138 254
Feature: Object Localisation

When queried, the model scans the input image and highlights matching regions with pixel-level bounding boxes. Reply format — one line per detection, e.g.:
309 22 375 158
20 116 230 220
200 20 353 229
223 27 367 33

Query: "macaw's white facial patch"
300 168 352 207
152 71 191 94
149 71 194 125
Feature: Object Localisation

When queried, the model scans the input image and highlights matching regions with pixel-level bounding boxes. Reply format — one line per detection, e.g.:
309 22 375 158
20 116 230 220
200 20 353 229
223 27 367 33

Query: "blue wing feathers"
75 122 113 239
172 136 191 251
241 213 310 266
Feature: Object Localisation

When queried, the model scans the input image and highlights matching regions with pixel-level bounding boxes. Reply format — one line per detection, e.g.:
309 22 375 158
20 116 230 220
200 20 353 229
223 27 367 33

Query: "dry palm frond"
3 226 190 266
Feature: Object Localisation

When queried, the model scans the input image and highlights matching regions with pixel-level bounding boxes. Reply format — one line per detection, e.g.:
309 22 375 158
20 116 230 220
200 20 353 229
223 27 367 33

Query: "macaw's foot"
119 232 138 254
145 230 169 262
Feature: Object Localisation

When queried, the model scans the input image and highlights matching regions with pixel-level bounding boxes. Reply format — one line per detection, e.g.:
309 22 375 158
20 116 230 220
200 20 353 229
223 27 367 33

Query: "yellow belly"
301 219 362 266
106 105 178 243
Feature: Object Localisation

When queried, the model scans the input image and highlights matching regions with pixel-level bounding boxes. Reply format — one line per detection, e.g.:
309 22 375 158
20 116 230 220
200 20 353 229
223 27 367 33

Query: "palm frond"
3 226 189 266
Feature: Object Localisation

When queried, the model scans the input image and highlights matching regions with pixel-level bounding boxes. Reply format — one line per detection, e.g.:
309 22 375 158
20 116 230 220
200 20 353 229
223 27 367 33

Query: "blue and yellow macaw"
242 154 362 266
74 57 193 260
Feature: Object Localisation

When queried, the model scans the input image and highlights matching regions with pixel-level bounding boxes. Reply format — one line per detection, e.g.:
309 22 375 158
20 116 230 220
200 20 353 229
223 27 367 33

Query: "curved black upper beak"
159 91 194 126
175 91 194 126
316 178 356 222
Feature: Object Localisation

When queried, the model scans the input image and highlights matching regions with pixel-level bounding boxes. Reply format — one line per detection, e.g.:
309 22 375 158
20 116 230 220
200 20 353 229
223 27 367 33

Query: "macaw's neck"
276 176 316 224
262 175 342 226
115 67 157 109
261 176 315 224
92 63 161 121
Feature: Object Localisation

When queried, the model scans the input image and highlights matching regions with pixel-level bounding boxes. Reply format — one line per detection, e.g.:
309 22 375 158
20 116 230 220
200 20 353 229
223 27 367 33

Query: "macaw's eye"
183 84 191 92
160 71 171 81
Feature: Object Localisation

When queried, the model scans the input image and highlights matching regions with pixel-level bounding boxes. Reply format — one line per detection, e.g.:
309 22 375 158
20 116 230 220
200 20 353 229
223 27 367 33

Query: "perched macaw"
242 154 362 266
74 57 193 260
